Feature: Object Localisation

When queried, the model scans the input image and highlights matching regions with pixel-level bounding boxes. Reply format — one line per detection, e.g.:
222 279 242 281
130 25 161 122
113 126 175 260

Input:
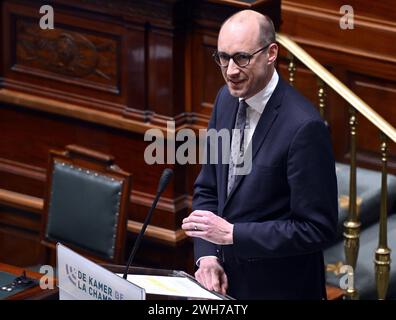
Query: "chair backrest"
40 145 131 265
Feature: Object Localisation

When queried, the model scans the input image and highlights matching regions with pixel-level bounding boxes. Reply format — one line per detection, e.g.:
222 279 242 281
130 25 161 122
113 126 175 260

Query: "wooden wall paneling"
0 206 41 267
0 225 41 267
14 19 120 95
190 0 238 126
278 54 322 107
144 6 190 125
147 27 178 121
125 233 195 274
0 0 282 269
0 101 192 267
351 76 396 128
348 73 396 171
323 67 350 164
280 0 396 173
0 0 3 82
123 24 147 122
0 158 46 199
281 1 396 75
3 1 126 113
283 0 396 32
280 0 396 88
191 30 224 125
0 205 41 232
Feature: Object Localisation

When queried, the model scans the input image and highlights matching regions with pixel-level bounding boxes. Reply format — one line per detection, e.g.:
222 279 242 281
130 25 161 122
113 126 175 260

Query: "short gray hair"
258 15 276 46
221 11 276 47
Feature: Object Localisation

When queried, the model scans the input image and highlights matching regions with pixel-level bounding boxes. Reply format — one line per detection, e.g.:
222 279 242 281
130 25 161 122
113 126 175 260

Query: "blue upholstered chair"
40 145 131 265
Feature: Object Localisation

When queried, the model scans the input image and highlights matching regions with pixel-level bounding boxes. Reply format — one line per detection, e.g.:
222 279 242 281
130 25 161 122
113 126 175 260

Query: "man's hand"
182 210 234 245
195 257 228 295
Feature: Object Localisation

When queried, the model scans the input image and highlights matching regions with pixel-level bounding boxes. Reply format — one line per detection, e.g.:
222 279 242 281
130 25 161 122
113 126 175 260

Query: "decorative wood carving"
16 20 117 88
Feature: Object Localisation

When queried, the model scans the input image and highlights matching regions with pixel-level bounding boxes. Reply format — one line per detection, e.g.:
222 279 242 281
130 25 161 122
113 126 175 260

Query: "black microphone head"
157 168 173 194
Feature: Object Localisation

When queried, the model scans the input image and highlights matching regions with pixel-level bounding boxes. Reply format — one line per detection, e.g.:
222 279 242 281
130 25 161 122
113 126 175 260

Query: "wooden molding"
0 89 209 135
127 220 187 246
0 188 43 214
0 158 46 182
0 88 164 135
283 35 396 66
0 188 187 244
0 157 190 213
282 1 396 65
132 190 189 213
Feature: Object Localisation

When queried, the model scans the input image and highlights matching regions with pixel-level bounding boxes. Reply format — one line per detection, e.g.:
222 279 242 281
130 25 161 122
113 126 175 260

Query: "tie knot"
239 99 249 111
237 100 248 120
236 100 248 124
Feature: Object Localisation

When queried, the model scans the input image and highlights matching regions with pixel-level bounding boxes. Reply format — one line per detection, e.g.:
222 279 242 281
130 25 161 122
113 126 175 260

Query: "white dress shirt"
242 69 279 147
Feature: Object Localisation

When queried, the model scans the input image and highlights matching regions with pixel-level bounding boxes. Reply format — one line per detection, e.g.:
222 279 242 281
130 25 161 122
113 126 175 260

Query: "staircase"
277 33 396 299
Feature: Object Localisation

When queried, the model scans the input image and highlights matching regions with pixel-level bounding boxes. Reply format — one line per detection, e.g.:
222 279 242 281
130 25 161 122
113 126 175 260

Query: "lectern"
105 264 232 300
57 244 230 300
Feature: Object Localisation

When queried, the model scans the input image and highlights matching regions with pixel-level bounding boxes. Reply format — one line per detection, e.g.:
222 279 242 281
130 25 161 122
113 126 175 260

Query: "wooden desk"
0 263 58 300
1 262 343 300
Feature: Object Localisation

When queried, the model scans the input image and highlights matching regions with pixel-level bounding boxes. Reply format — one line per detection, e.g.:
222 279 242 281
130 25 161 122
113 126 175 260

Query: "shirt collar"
240 69 279 114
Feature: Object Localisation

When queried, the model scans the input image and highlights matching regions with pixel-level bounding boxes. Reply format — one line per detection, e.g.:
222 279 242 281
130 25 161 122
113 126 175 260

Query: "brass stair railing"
277 33 396 300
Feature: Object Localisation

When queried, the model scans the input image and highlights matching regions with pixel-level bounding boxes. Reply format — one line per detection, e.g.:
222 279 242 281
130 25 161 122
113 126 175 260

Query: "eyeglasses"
213 43 271 68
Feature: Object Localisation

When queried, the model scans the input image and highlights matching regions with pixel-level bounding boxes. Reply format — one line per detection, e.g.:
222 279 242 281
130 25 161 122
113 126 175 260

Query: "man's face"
217 21 277 99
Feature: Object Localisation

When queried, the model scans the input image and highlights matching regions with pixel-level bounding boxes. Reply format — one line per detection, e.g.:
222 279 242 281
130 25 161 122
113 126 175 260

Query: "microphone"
123 168 173 279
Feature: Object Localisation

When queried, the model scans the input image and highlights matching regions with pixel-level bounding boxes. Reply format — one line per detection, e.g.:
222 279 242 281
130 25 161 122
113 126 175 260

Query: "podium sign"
57 243 145 300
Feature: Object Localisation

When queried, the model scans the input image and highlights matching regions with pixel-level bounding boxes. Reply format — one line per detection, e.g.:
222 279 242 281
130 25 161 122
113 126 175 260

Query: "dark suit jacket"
192 77 338 299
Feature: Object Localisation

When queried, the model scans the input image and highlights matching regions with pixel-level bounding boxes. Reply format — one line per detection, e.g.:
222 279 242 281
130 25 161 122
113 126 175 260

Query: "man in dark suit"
182 10 338 299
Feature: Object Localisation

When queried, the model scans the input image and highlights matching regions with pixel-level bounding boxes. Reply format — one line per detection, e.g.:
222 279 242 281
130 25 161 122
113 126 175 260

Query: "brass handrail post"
287 52 296 86
343 107 360 299
317 79 326 119
317 79 329 127
374 134 391 300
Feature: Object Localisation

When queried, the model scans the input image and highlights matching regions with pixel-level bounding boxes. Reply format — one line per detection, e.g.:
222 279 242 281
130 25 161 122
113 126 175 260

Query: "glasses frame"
213 42 272 68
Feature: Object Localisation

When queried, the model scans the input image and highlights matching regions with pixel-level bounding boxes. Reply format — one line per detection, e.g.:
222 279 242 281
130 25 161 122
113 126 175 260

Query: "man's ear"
267 43 278 65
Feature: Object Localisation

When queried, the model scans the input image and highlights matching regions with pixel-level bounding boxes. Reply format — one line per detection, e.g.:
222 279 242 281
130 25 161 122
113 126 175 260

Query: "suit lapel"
223 78 285 209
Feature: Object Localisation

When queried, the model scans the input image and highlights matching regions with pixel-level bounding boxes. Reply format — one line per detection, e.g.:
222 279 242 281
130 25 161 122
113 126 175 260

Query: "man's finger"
220 272 228 295
184 230 206 238
191 210 212 217
195 271 203 286
211 273 221 293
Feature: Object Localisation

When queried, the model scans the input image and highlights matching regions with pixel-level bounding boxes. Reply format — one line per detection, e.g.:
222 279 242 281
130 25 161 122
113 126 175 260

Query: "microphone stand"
123 168 173 279
122 191 161 279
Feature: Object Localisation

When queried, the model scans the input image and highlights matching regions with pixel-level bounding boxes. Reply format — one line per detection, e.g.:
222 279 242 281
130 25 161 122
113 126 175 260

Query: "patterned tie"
227 100 249 196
